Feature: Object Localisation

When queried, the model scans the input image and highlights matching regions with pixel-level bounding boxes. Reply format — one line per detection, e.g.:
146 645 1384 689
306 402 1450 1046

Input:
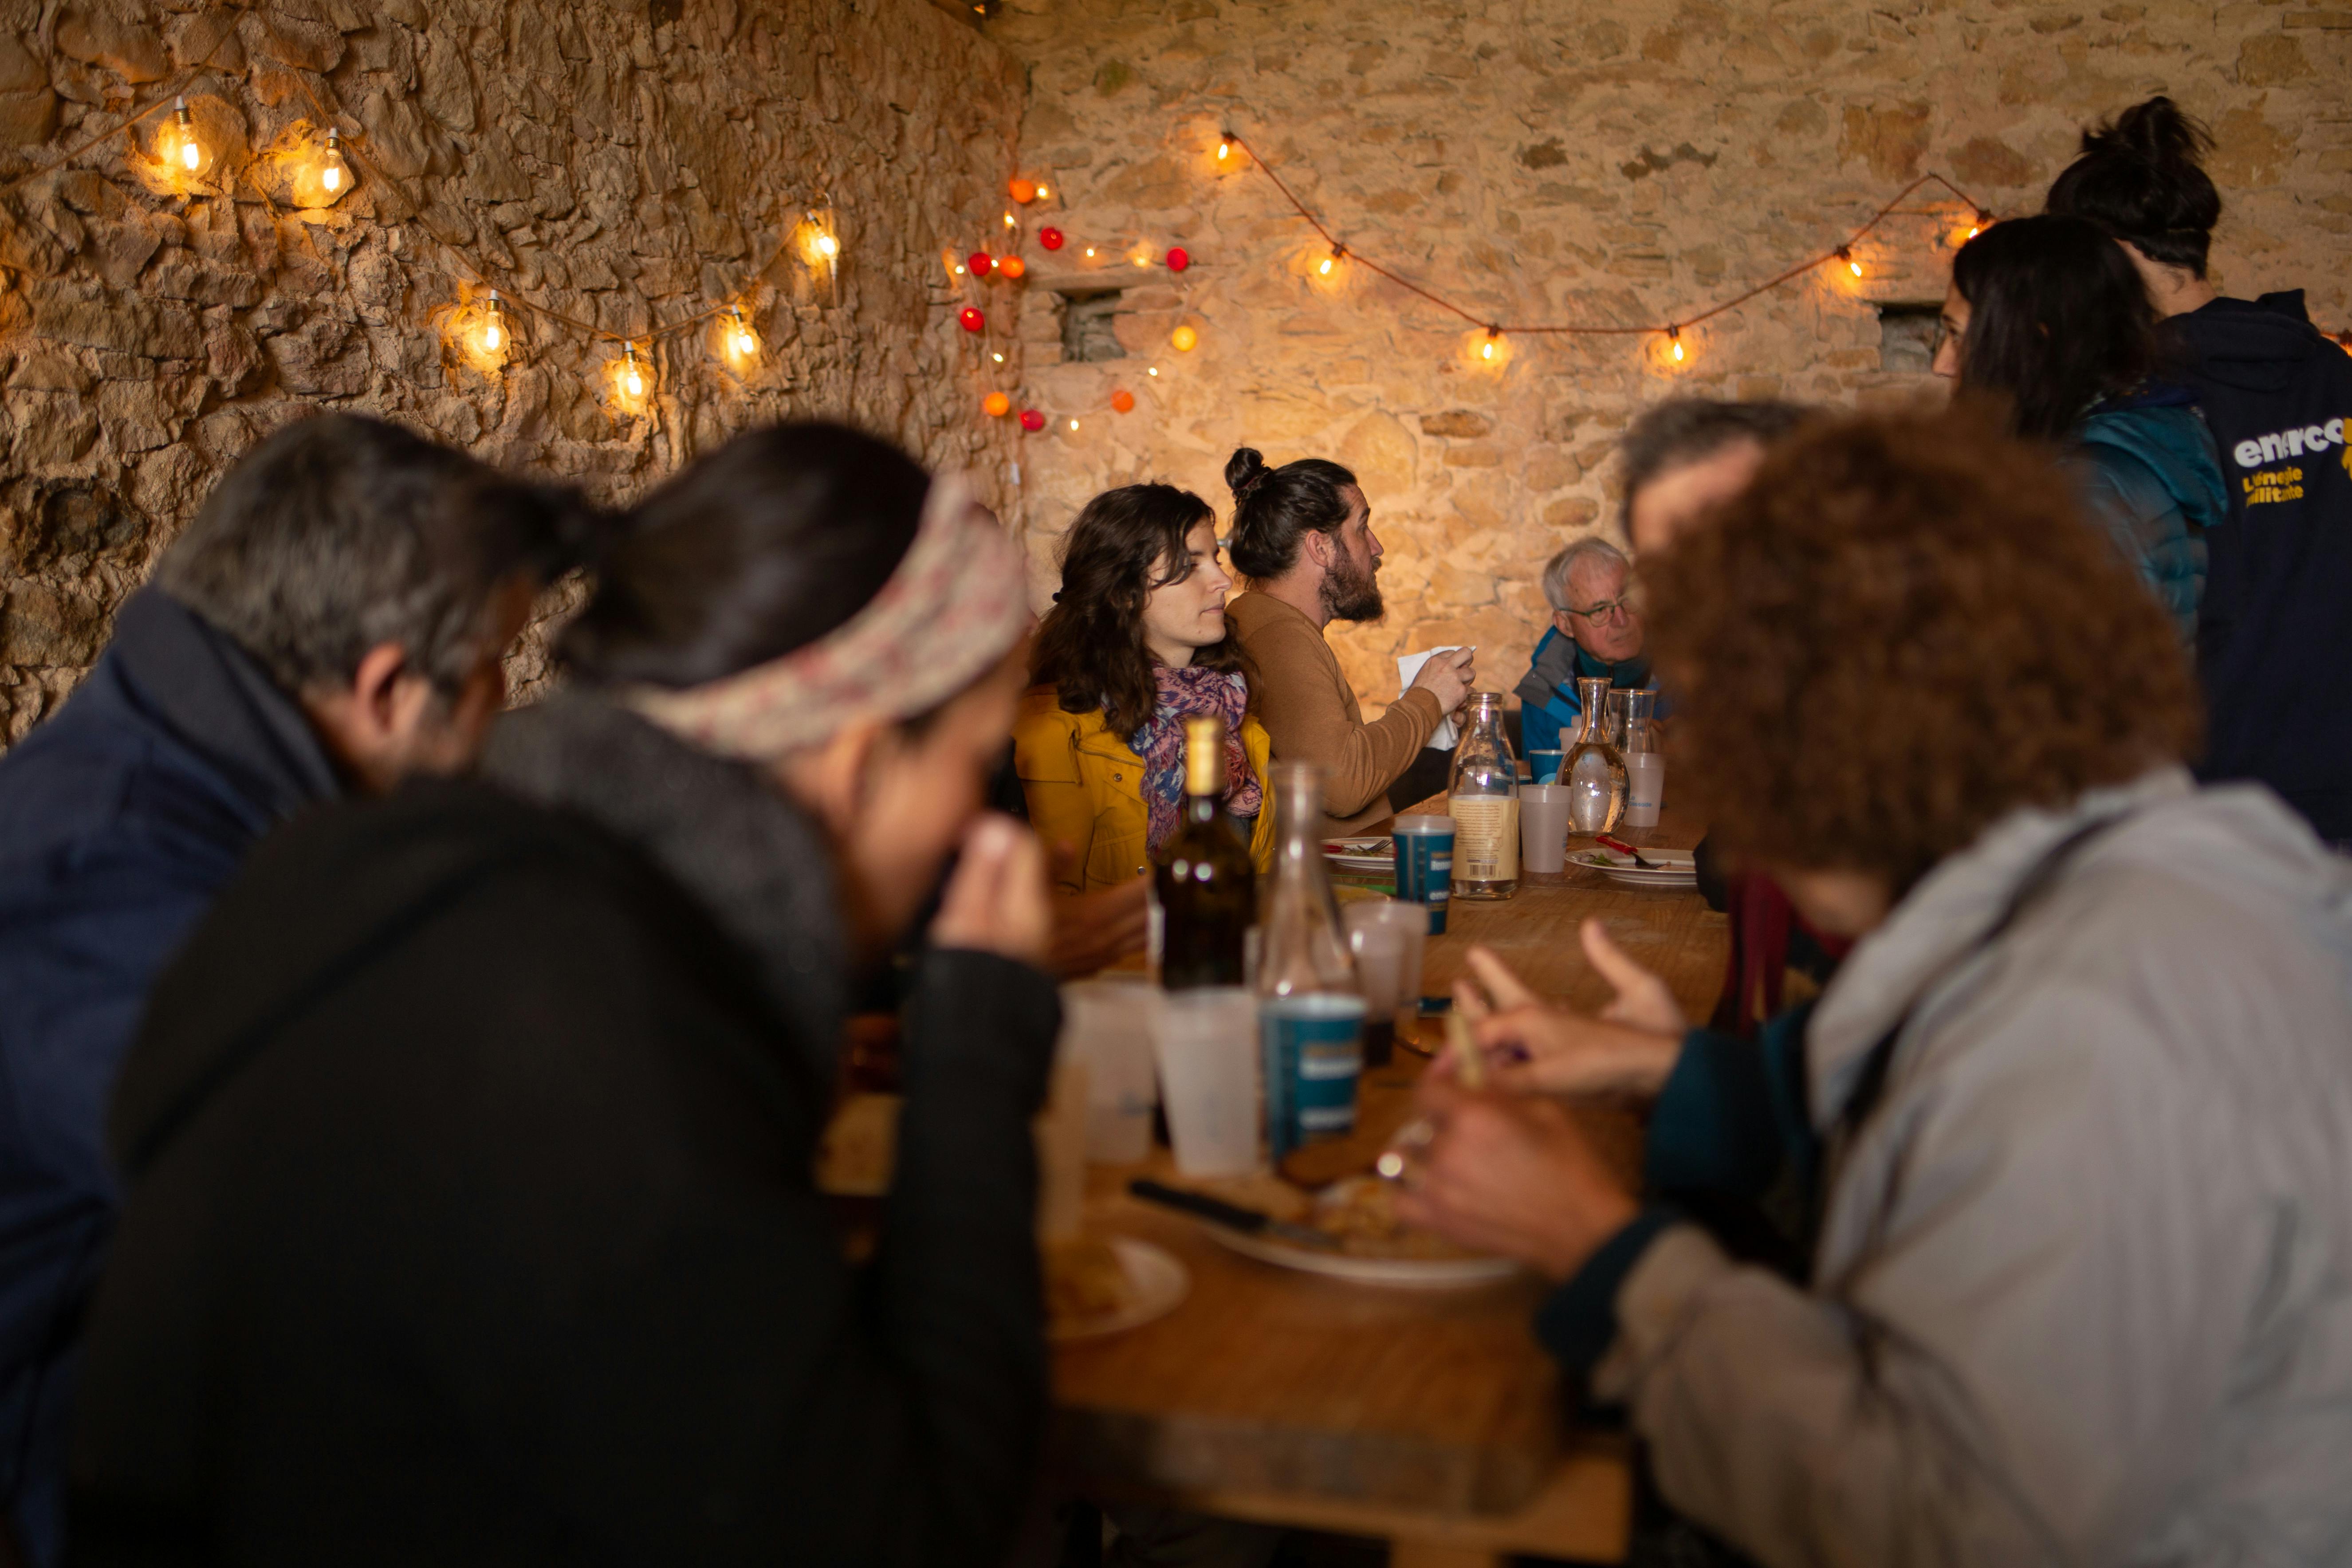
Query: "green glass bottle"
1155 715 1257 990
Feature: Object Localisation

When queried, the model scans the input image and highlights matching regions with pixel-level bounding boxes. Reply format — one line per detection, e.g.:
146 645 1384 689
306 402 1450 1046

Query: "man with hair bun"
1220 447 1473 834
2048 94 2352 843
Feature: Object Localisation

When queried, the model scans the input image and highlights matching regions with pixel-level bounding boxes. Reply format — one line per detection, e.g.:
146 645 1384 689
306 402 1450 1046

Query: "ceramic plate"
1568 847 1698 890
1322 836 1394 874
1048 1238 1191 1341
1200 1225 1521 1288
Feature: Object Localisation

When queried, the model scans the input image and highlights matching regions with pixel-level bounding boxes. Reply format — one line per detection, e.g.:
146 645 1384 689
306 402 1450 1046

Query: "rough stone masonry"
0 0 1030 743
988 0 2347 719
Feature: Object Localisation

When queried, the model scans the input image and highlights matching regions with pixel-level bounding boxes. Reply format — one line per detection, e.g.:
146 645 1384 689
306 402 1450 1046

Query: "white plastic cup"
1155 988 1263 1177
1519 782 1573 873
1058 979 1160 1164
1625 754 1666 829
1341 900 1428 1062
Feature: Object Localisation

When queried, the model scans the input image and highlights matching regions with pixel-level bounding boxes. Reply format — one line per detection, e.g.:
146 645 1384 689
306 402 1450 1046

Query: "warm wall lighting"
1111 389 1135 413
606 341 653 411
1035 184 1050 198
449 289 511 374
1069 417 1080 431
1010 178 1037 203
1218 139 1230 161
293 127 353 208
1170 324 1198 351
984 391 1011 417
1668 327 1684 363
1003 212 1017 228
482 292 505 354
1838 246 1862 279
721 306 759 369
999 256 1026 279
157 96 212 181
622 343 646 399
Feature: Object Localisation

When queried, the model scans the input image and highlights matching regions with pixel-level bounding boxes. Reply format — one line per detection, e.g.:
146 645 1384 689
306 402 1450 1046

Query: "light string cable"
1221 128 1994 346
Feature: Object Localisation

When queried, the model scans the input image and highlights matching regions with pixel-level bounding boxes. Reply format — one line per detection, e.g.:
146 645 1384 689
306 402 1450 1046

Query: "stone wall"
989 0 2349 718
0 0 1028 743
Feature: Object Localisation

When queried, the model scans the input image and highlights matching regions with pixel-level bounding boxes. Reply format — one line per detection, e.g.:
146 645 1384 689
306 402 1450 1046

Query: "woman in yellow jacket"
1017 483 1275 943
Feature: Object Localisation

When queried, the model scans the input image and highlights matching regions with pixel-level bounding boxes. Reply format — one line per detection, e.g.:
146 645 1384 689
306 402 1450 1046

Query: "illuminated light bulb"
1009 177 1037 204
954 265 966 275
959 307 985 333
1035 184 1049 198
1069 418 1080 431
163 96 206 177
482 291 505 353
968 251 994 277
1481 339 1495 360
816 233 839 259
1838 246 1861 279
322 129 345 192
1085 247 1096 258
728 306 757 360
1170 324 1198 352
1111 389 1135 413
1147 366 1159 376
1217 139 1230 161
991 351 1004 362
983 391 1011 417
1318 256 1333 276
1003 211 1017 228
1668 327 1684 363
999 256 1026 280
1019 409 1045 432
1166 247 1190 272
1039 226 1064 251
621 343 645 400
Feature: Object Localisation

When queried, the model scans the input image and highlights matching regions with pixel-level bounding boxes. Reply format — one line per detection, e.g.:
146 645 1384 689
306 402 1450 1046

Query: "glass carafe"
1255 764 1364 1160
1447 692 1519 901
1564 676 1628 836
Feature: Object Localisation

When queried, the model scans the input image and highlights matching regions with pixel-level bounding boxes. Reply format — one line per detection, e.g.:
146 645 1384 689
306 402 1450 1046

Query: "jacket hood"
482 692 852 1089
1513 626 1652 715
2075 403 2232 536
2169 292 2335 398
1807 766 2352 1126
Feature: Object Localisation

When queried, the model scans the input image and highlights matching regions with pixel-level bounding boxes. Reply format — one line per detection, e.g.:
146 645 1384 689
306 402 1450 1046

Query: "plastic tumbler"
1527 749 1565 784
1155 988 1263 1177
1058 979 1161 1163
1342 900 1428 1064
1391 814 1455 934
1625 754 1666 828
1519 782 1573 873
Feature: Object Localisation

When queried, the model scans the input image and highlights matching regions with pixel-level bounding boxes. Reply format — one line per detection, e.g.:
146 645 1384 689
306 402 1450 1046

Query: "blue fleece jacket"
1512 627 1662 756
2071 389 2230 647
0 589 339 1566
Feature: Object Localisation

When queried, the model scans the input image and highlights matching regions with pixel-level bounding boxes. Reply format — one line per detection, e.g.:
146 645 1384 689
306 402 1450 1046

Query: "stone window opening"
1059 290 1128 362
1876 302 1944 375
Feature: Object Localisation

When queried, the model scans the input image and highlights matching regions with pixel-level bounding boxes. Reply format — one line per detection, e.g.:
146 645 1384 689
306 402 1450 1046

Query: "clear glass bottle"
1156 715 1257 990
1447 692 1520 901
1564 676 1628 836
1255 764 1364 1160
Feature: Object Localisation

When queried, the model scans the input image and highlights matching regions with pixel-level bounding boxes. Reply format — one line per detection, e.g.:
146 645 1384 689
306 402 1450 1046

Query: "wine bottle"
1155 715 1257 990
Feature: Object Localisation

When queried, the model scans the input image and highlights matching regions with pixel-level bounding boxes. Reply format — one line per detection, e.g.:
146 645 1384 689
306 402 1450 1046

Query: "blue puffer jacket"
0 589 339 1566
2071 388 2231 646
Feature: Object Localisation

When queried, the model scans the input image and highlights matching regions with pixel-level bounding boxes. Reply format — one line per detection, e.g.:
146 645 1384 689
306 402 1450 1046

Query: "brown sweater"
1227 589 1444 835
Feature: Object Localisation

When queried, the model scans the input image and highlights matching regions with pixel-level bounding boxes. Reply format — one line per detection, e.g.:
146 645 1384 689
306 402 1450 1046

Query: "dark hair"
1950 215 2158 442
1223 447 1361 580
1618 399 1810 530
2044 96 2221 278
156 413 594 694
1647 406 2196 895
562 421 928 688
1031 484 1246 743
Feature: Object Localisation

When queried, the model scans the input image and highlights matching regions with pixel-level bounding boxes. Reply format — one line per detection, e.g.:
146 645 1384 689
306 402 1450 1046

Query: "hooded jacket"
2170 292 2352 842
2071 389 2230 647
0 588 340 1568
67 694 1060 1567
1541 770 2352 1566
1510 627 1662 756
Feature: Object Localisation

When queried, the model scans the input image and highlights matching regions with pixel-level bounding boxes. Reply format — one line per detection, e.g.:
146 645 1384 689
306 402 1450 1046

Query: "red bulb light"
959 307 985 333
968 252 995 278
1166 247 1190 272
1019 409 1046 432
1039 226 1064 251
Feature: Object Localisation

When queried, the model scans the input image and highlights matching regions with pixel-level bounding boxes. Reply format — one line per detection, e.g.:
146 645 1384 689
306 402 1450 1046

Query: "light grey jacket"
1597 768 2352 1567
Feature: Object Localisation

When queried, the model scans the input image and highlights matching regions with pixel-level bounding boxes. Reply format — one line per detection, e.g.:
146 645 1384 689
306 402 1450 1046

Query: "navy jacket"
2170 292 2352 842
0 589 338 1566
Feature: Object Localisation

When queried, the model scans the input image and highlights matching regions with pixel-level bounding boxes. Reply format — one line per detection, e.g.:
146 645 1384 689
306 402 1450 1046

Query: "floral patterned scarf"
1132 665 1261 853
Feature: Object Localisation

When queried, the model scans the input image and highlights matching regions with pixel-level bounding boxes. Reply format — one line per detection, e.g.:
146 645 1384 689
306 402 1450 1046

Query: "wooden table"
1051 807 1723 1565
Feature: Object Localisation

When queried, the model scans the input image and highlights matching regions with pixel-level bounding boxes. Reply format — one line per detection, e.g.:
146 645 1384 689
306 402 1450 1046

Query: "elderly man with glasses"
1514 536 1660 755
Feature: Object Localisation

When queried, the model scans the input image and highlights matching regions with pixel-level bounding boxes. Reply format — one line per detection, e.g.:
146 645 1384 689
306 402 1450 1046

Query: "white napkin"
1396 646 1468 750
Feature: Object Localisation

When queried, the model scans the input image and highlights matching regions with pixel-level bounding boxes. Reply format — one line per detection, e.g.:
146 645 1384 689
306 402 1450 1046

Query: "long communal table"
1051 807 1723 1566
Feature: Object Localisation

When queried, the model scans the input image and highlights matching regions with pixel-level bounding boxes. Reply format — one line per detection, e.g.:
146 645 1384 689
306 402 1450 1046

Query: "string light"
1003 211 1017 228
322 129 345 193
1147 366 1160 376
1112 389 1135 413
1171 324 1198 351
1167 247 1190 272
621 342 646 400
999 256 1026 280
1480 328 1498 361
1010 178 1037 204
1967 208 1994 240
959 307 985 333
1838 246 1862 279
482 291 505 353
984 391 1011 417
1020 409 1045 431
968 251 994 277
1040 227 1064 251
1085 247 1097 258
991 351 1004 362
1668 326 1684 363
724 305 759 366
1069 417 1080 431
1035 184 1050 199
157 95 208 180
1319 244 1345 277
1217 134 1231 161
816 232 839 259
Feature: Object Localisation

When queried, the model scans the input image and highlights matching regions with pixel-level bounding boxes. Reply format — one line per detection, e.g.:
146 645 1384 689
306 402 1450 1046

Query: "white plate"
1322 836 1393 873
1199 1224 1521 1289
1568 847 1698 890
1049 1238 1191 1341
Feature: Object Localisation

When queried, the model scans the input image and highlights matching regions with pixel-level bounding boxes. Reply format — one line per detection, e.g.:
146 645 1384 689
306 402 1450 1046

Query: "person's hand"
1409 646 1476 715
1393 1077 1639 1281
1448 942 1681 1096
930 814 1051 968
1044 877 1151 979
1579 919 1686 1034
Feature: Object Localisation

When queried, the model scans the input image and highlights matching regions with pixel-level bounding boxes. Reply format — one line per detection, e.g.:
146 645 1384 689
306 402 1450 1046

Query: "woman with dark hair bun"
72 421 1062 1565
2048 94 2352 843
1933 213 2226 643
1221 447 1474 834
1018 482 1274 912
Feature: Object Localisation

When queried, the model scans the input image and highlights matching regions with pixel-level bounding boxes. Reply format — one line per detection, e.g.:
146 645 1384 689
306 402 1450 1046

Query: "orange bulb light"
1171 325 1198 352
999 256 1026 280
1010 177 1037 204
1111 389 1135 413
984 391 1012 417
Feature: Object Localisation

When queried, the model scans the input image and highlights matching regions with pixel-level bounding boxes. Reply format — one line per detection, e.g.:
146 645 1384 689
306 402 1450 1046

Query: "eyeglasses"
1566 597 1633 624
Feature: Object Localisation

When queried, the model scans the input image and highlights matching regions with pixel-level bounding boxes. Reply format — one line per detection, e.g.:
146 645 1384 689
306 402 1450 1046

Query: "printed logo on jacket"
2229 416 2351 507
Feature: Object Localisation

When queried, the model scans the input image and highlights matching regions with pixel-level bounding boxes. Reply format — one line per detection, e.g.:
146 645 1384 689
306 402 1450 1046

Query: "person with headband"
1221 448 1474 835
69 424 1061 1566
2048 95 2352 845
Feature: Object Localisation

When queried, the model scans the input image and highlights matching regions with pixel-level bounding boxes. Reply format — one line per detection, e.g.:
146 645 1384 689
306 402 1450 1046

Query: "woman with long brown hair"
1015 484 1274 963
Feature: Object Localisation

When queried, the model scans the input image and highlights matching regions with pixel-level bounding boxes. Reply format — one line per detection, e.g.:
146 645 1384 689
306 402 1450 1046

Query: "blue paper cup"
1528 749 1565 785
1261 994 1367 1162
1391 814 1454 935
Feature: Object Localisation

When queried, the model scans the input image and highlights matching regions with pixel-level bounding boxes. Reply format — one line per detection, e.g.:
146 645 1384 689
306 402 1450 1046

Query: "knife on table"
1595 832 1660 870
1128 1179 1341 1250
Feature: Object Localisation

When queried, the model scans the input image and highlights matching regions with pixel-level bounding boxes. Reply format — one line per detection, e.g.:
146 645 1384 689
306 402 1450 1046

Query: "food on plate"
1310 1176 1484 1261
1043 1237 1133 1325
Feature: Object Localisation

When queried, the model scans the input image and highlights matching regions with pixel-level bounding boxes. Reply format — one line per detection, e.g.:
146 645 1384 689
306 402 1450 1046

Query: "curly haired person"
1404 408 2352 1566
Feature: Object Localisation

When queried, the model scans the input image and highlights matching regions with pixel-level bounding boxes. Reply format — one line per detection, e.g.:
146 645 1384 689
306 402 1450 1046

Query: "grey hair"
155 413 593 695
1541 536 1630 613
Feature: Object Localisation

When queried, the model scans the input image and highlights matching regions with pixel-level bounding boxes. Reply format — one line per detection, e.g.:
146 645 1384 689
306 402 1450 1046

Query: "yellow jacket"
1012 687 1278 894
